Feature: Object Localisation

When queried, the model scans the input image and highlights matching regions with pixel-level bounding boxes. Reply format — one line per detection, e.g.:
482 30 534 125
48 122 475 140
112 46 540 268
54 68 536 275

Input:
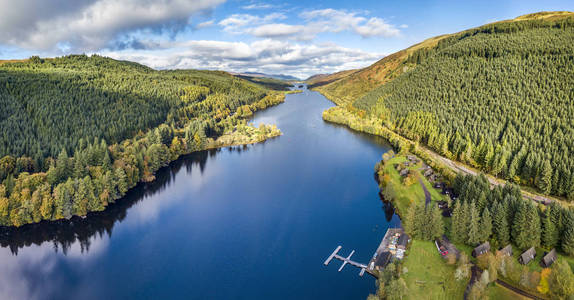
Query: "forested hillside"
0 55 271 159
0 55 285 226
308 35 446 105
326 12 574 199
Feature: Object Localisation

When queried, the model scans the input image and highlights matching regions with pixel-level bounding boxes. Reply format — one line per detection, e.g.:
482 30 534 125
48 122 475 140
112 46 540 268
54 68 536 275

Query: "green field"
381 155 446 214
401 240 468 299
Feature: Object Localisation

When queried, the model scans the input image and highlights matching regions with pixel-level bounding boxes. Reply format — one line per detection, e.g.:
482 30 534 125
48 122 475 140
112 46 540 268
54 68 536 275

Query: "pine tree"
451 201 467 243
56 148 71 182
529 205 541 247
467 202 481 245
102 151 112 171
537 160 553 195
512 202 529 249
479 207 493 242
73 179 88 216
542 206 558 249
413 204 426 239
429 204 444 240
403 203 417 236
115 168 128 195
493 202 510 245
562 226 574 256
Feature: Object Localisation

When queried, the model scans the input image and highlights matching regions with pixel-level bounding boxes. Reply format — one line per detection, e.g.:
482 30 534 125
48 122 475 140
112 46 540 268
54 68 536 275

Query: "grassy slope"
382 155 446 214
402 240 467 299
308 35 448 106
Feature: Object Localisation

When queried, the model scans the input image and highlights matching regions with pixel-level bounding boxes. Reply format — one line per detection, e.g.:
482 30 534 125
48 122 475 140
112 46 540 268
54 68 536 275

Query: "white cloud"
242 3 273 10
0 0 226 51
196 20 215 29
354 17 400 37
218 9 402 41
301 9 401 38
250 24 305 38
102 38 384 79
218 13 286 33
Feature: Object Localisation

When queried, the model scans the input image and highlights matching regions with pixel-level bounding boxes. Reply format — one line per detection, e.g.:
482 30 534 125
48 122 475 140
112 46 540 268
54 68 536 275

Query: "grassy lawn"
402 240 468 300
486 283 530 300
382 155 447 215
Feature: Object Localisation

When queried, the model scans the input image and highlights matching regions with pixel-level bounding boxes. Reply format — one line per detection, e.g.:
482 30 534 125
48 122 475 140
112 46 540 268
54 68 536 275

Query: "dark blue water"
0 86 399 300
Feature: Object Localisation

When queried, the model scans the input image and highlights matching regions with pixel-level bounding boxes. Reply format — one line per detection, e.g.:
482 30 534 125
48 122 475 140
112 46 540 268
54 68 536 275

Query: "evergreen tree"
403 203 417 236
542 206 559 249
562 226 574 256
467 202 481 245
429 204 444 239
102 151 112 171
512 202 529 249
537 160 553 195
525 204 541 248
115 168 128 195
479 207 493 242
493 202 510 245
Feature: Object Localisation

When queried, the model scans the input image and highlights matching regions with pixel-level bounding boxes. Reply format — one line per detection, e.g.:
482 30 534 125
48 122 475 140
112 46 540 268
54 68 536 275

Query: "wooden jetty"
324 246 370 277
324 228 407 278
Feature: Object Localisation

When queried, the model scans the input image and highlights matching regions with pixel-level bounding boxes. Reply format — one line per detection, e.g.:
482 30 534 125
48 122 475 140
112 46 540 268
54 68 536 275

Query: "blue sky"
0 0 572 78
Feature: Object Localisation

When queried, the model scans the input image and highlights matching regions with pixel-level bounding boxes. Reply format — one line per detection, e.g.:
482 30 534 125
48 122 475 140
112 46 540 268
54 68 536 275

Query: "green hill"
0 54 285 226
319 12 574 199
0 54 271 160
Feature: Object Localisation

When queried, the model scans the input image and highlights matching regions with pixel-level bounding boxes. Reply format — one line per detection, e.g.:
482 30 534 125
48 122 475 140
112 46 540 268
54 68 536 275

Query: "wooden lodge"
472 241 490 257
519 247 536 265
399 169 409 177
397 233 410 250
499 244 513 257
374 251 392 271
541 249 557 268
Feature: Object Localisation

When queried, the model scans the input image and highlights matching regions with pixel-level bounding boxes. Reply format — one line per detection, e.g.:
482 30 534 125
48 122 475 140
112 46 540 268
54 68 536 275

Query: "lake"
0 85 399 300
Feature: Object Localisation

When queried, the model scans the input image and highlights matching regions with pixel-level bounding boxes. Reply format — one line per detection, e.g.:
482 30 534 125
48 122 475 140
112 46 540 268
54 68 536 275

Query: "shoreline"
0 91 290 228
319 103 566 208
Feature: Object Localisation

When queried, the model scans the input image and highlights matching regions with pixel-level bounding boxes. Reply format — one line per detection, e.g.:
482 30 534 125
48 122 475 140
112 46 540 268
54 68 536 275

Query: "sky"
0 0 572 79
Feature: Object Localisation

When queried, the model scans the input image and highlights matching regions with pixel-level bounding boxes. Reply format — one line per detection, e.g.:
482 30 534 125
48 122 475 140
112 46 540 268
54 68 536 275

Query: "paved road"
495 279 543 300
463 265 481 300
423 148 554 206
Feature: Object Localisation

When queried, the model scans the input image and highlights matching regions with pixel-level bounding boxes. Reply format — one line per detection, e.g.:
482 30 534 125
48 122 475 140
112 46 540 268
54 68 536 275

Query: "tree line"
449 174 574 255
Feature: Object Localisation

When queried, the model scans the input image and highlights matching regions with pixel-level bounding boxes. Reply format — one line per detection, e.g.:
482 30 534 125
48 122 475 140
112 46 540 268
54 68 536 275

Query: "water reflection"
0 149 222 256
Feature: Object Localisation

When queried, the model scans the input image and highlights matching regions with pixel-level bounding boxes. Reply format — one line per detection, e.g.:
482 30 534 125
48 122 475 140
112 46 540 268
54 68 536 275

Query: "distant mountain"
237 72 300 81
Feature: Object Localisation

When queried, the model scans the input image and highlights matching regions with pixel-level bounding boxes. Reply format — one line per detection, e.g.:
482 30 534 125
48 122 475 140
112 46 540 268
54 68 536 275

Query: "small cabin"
541 249 557 268
399 169 410 177
499 244 513 257
375 251 392 271
472 241 490 257
424 169 434 177
397 234 410 250
519 247 536 265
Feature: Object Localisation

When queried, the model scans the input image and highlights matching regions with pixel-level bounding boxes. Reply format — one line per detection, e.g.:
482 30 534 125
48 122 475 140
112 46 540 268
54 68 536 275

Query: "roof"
398 234 410 247
499 244 513 256
375 251 392 267
519 247 536 264
542 249 557 267
473 242 490 256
